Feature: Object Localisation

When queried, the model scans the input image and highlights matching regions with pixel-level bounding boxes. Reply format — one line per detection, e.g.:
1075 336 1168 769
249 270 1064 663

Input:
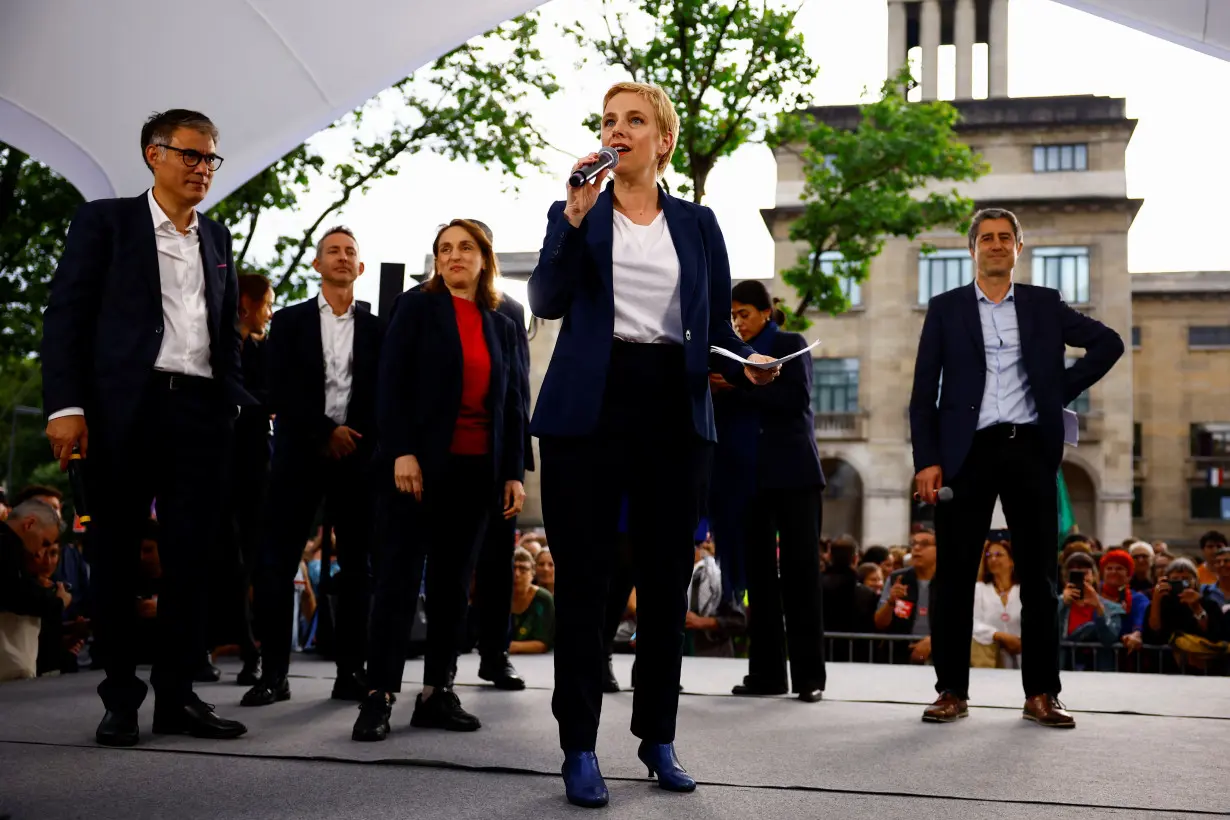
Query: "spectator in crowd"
1196 531 1227 587
11 486 64 519
1061 534 1094 566
887 547 908 573
54 533 91 625
823 536 877 636
0 488 8 522
24 541 85 675
0 500 70 681
1058 552 1123 672
857 563 884 596
1128 542 1156 594
875 528 936 664
518 533 545 560
1200 546 1230 610
133 521 163 665
684 535 746 657
971 537 1021 669
1146 557 1225 667
1153 551 1174 580
535 548 556 596
1098 549 1149 656
1152 540 1170 556
510 547 554 654
861 545 891 580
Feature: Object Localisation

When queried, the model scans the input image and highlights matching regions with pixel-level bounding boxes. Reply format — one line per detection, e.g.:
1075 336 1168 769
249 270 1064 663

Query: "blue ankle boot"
637 741 696 792
562 750 609 808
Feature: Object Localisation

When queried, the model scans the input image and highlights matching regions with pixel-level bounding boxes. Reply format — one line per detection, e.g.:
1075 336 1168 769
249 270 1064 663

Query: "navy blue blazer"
267 298 385 465
909 282 1124 480
528 186 755 441
714 325 825 491
377 290 525 490
41 194 251 443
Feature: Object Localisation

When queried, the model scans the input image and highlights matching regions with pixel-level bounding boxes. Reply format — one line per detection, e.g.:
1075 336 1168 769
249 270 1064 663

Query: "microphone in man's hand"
67 446 91 531
568 147 620 188
936 487 954 503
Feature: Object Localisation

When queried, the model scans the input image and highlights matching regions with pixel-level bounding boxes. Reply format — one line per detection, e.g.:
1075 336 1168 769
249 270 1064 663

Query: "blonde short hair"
602 82 679 177
1128 541 1154 561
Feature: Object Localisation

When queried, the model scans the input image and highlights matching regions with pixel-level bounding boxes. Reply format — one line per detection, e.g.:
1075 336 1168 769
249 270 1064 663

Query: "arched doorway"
821 458 864 544
1061 461 1098 540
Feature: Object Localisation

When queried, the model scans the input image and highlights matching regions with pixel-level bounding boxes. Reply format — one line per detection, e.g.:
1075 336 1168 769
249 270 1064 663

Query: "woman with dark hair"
712 279 826 704
529 81 777 808
971 538 1021 668
352 219 525 742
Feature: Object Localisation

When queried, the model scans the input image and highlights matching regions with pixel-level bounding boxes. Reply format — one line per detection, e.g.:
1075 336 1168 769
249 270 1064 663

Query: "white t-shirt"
610 210 684 345
972 582 1022 668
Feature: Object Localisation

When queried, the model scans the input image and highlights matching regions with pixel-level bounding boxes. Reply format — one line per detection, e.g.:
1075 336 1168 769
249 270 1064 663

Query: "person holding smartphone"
1058 552 1123 672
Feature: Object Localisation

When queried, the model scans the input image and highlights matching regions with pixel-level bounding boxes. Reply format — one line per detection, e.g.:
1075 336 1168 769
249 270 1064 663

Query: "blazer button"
685 330 692 341
156 326 163 335
969 405 976 411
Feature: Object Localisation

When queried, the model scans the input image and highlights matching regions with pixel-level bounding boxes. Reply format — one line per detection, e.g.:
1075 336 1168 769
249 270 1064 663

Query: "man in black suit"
242 226 385 707
909 208 1124 729
42 110 250 746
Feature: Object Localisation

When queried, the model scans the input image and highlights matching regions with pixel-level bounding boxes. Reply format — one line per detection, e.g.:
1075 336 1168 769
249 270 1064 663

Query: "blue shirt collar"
975 280 1014 304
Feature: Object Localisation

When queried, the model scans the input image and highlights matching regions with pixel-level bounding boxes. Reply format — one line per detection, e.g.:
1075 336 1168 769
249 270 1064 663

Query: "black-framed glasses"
156 144 224 171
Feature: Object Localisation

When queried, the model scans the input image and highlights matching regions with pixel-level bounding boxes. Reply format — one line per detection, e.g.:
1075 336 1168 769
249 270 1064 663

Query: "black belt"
975 422 1039 441
151 370 215 393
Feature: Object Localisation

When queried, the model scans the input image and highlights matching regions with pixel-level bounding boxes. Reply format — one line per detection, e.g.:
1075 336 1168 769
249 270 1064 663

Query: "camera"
1169 578 1189 594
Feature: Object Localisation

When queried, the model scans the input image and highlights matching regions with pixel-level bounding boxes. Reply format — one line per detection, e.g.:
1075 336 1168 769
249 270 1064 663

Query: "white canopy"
1052 0 1230 62
0 0 539 207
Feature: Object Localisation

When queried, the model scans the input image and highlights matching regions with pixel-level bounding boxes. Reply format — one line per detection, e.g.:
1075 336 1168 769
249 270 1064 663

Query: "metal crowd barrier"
822 633 1227 675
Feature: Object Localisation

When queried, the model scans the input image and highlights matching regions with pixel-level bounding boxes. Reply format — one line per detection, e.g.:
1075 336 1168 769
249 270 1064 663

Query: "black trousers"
368 454 493 692
474 512 517 661
88 373 230 711
743 486 826 691
933 423 1061 699
541 342 709 751
602 532 636 655
212 441 268 662
253 445 374 680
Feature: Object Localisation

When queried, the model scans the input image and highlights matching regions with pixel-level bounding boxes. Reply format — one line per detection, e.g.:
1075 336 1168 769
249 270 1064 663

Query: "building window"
1190 487 1230 521
1131 326 1141 348
1065 357 1091 414
918 249 972 304
1132 485 1144 520
1188 326 1230 348
1133 422 1142 459
1191 423 1230 457
812 358 859 414
812 251 862 308
1032 246 1090 304
1033 143 1088 173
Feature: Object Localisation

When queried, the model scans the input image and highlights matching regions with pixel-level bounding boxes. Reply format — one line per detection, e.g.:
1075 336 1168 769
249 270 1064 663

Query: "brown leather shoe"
1022 695 1075 729
921 692 968 723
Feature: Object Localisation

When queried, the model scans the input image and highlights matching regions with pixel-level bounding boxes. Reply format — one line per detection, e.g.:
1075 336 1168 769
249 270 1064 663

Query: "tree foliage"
773 69 987 327
566 0 816 203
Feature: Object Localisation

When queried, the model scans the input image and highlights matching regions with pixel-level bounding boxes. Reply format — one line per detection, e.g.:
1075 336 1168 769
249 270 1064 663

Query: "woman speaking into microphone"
528 81 779 809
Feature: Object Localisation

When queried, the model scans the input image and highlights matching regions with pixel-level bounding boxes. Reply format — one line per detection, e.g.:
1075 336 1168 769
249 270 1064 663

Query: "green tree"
566 0 816 203
211 13 559 299
773 70 986 327
0 146 83 365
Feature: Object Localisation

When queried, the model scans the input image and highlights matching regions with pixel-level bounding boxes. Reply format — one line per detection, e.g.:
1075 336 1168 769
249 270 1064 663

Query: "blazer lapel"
135 195 162 305
960 282 986 362
480 309 503 414
1010 283 1034 356
587 186 615 297
307 298 326 401
197 220 224 337
658 187 699 313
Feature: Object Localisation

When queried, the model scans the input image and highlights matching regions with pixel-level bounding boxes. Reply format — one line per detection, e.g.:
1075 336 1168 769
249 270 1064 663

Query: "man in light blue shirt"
974 282 1038 430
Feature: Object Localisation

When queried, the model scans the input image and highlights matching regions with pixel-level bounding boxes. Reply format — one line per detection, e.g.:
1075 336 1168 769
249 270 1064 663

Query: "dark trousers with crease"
368 454 493 692
88 374 230 711
932 423 1061 700
541 342 710 751
253 445 374 681
743 487 826 691
474 512 517 662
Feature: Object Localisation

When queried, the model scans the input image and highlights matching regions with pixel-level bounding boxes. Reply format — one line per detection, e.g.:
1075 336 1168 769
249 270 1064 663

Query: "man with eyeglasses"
1 500 70 680
42 109 250 746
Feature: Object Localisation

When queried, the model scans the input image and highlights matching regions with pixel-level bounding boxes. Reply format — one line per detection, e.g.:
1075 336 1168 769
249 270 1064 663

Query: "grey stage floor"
1 654 1227 819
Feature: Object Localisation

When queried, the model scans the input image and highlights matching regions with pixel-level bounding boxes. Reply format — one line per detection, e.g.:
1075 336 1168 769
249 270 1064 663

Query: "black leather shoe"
193 654 222 683
731 676 787 696
797 688 823 703
478 654 526 691
241 677 290 707
410 689 481 732
331 669 369 702
96 710 139 747
601 655 620 693
236 658 261 687
352 692 394 742
152 697 247 739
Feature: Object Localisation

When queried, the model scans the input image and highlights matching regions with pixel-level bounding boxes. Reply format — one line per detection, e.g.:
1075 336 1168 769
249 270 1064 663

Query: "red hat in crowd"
1100 549 1134 575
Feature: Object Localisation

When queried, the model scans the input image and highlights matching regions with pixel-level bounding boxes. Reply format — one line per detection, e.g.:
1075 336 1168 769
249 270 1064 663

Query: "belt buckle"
1008 423 1016 440
167 374 180 391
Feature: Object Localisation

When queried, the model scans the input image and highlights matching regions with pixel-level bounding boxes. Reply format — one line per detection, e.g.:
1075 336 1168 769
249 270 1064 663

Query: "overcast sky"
244 0 1230 311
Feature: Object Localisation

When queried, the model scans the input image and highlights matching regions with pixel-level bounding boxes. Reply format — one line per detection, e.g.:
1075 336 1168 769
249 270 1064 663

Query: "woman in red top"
353 219 526 742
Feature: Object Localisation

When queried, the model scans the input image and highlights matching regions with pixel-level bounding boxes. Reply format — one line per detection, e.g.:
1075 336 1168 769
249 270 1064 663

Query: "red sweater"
450 296 492 455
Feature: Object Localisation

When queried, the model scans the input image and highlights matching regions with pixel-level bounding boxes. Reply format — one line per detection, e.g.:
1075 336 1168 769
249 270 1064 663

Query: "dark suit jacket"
713 325 825 491
377 290 525 490
404 284 534 473
527 185 755 441
267 297 385 465
41 193 250 442
909 282 1124 480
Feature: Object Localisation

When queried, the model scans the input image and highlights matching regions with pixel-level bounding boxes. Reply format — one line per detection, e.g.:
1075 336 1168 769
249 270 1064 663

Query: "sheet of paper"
1062 408 1079 447
710 340 820 370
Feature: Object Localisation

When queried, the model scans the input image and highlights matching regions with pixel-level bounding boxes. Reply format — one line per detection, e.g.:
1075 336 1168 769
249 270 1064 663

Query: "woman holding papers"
527 81 778 809
712 280 827 705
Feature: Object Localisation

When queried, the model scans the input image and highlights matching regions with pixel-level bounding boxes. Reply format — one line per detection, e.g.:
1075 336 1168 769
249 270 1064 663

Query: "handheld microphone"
568 147 620 188
913 486 954 505
67 447 90 531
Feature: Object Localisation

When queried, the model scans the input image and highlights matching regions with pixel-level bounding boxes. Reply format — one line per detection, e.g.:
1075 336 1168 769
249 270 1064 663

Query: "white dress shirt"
974 281 1037 430
972 581 1022 669
610 210 684 345
49 190 211 420
318 292 356 426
